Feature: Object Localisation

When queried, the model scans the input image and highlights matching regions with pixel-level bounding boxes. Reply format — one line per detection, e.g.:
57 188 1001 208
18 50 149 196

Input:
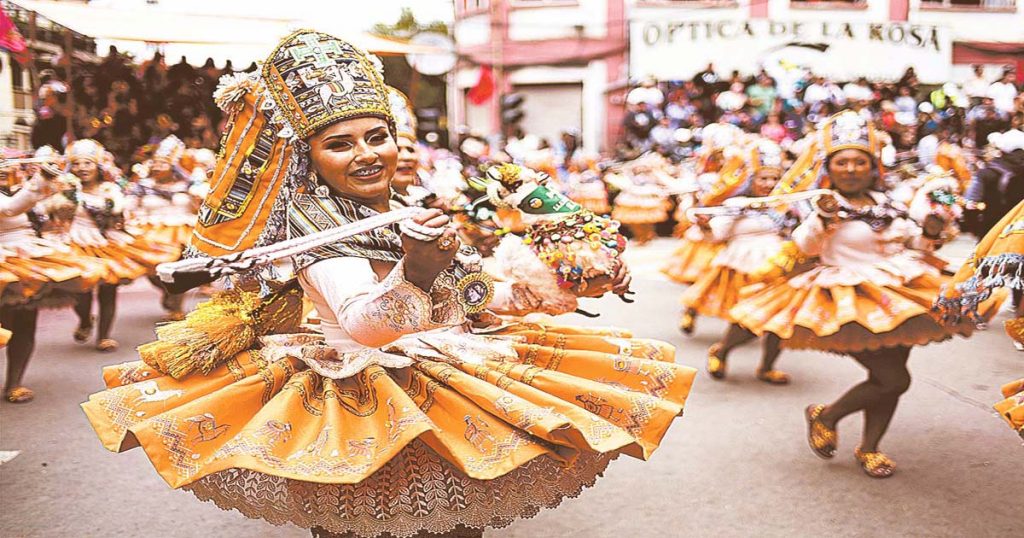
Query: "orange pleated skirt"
82 322 696 536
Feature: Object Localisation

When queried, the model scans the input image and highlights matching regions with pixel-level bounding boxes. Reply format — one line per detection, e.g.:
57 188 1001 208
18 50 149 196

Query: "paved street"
1 238 1020 537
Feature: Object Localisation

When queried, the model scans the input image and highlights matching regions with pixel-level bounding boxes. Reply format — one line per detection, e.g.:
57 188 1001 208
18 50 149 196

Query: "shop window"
459 0 492 15
920 0 1016 9
790 0 867 4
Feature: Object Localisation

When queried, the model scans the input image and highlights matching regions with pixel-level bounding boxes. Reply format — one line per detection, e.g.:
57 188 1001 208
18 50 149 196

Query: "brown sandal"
706 343 726 380
96 338 119 352
854 447 896 478
5 386 35 403
805 404 837 459
757 369 791 385
678 310 696 336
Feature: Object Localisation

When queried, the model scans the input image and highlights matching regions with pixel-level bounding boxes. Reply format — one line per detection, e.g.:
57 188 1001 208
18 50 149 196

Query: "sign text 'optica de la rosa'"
641 20 944 52
630 19 953 83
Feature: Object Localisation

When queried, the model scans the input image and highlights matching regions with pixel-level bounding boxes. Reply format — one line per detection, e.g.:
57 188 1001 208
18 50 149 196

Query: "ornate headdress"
189 29 393 258
152 135 186 164
751 140 784 173
388 86 417 141
821 110 879 158
772 110 882 198
65 139 105 163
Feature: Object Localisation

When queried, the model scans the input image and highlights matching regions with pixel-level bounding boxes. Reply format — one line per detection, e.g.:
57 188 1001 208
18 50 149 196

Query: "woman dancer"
730 111 1004 478
45 139 178 351
82 30 696 537
934 199 1024 438
126 135 202 320
680 140 792 383
1 151 102 401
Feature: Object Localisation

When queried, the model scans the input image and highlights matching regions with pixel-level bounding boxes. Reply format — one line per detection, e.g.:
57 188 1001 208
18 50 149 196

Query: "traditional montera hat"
65 139 106 163
152 135 186 164
821 110 879 158
388 86 417 141
189 29 394 258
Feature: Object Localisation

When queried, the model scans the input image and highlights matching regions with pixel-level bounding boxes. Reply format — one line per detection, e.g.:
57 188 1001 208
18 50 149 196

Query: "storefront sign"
630 19 953 83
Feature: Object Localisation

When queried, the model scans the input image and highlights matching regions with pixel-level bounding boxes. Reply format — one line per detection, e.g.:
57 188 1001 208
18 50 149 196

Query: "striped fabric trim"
287 193 403 271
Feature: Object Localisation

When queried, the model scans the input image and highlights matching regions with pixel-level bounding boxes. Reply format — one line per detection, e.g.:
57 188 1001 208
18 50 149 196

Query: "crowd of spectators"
622 63 1024 162
30 47 250 167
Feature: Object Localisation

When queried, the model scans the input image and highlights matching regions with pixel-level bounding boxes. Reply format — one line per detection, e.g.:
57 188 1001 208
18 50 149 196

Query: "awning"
8 0 440 63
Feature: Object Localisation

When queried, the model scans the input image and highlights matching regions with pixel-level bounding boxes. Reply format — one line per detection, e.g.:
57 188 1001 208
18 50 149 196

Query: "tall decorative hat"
821 110 879 158
751 140 784 173
771 110 881 198
388 86 417 141
152 135 186 164
65 139 106 163
189 29 393 258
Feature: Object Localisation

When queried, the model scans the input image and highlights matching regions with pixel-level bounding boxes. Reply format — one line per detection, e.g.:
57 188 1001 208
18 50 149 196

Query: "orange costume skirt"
995 378 1024 440
662 237 724 285
82 322 696 536
0 235 106 309
60 230 181 285
680 267 756 321
730 269 1005 353
130 221 194 250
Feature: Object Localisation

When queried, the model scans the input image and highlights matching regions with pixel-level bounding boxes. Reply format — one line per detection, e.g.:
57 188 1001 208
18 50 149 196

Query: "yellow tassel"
138 283 303 379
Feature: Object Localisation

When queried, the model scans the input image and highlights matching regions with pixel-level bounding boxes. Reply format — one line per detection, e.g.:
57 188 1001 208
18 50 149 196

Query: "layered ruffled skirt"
53 229 181 284
82 322 695 536
0 234 106 309
995 378 1024 440
661 240 724 285
730 267 1005 353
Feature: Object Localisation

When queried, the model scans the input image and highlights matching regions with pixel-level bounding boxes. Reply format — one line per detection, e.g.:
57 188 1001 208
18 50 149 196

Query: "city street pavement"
1 237 1020 537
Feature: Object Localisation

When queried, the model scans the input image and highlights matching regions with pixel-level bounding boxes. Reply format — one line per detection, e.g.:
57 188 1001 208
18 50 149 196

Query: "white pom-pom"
213 72 257 113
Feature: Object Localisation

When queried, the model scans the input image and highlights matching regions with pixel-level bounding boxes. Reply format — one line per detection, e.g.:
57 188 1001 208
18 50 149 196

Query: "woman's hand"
401 208 460 292
574 260 632 298
921 213 946 240
815 193 840 215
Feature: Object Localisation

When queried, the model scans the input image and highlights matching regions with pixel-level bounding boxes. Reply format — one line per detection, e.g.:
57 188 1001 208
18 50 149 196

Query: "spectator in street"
966 129 1024 234
746 73 778 119
989 68 1020 115
963 64 991 105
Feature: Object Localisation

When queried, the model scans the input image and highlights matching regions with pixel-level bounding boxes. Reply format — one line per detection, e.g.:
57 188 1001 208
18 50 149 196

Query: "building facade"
451 0 1023 151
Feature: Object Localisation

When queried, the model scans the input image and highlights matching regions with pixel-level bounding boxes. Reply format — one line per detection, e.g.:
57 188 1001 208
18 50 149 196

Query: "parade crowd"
2 31 1022 538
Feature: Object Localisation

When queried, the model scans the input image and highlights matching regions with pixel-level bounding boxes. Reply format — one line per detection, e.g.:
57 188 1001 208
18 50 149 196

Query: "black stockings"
818 346 912 452
2 305 39 391
75 283 118 341
716 323 783 372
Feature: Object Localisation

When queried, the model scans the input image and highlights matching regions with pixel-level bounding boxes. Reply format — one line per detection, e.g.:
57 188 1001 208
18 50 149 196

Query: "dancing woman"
934 199 1024 438
82 30 696 537
44 140 178 351
126 135 203 320
1 151 103 401
730 111 1004 478
680 140 792 383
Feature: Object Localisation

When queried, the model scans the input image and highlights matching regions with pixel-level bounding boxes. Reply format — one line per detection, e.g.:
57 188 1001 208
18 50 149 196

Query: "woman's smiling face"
826 148 874 196
308 116 398 207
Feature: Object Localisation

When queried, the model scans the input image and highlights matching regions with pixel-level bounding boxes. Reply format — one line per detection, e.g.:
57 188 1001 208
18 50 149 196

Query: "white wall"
454 13 492 47
508 0 609 41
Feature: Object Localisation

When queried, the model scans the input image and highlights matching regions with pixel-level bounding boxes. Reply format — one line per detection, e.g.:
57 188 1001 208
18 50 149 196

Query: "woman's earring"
309 170 330 197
